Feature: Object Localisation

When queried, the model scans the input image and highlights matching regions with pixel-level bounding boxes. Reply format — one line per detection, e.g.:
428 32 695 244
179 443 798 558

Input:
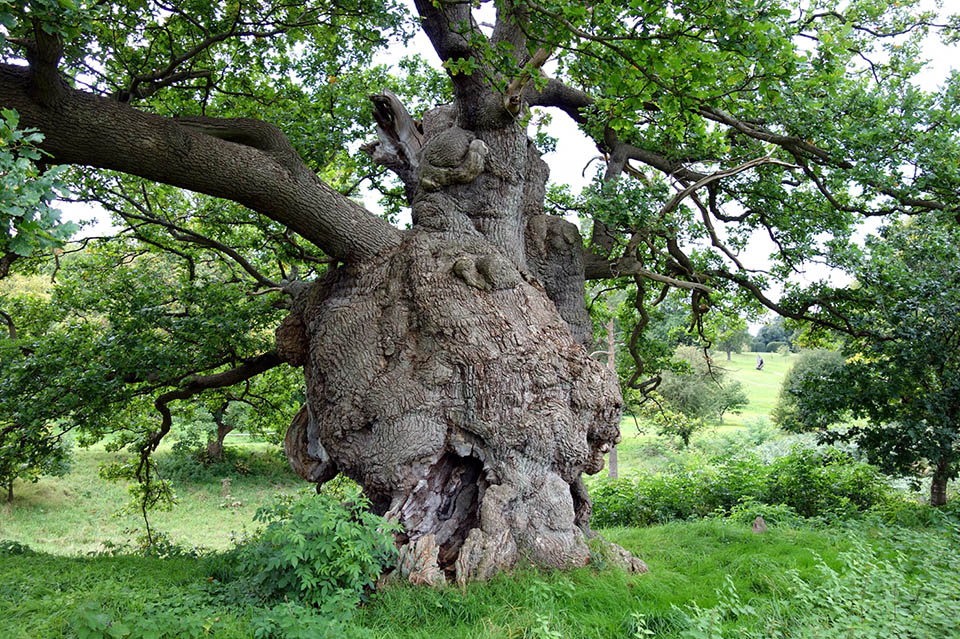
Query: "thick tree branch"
413 0 483 90
146 351 285 454
0 63 402 263
413 0 510 127
0 309 16 340
526 78 705 182
0 253 17 280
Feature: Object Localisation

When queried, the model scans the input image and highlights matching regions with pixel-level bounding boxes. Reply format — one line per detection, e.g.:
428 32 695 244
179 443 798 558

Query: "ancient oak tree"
2 0 958 581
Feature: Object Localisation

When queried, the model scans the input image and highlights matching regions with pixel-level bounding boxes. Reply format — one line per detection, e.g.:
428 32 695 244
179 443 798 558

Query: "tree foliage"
0 108 75 277
634 345 748 447
772 349 847 432
785 214 960 505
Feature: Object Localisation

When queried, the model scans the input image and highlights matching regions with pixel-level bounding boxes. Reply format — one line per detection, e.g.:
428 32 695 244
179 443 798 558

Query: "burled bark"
278 100 631 582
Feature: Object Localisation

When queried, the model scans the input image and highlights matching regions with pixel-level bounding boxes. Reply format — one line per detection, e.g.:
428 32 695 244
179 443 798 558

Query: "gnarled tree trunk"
205 409 233 461
277 96 640 584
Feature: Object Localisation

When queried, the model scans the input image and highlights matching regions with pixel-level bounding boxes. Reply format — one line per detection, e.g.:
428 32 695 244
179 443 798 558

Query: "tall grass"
5 518 958 638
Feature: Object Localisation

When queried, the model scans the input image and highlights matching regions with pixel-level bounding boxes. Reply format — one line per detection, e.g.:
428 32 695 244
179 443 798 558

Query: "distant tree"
715 381 749 425
788 215 960 506
754 318 796 352
0 424 72 502
716 326 751 360
772 350 847 432
646 345 749 446
0 241 302 510
765 340 789 353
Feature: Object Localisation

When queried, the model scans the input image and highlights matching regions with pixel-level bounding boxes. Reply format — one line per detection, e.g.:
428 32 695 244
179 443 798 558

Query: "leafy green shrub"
866 496 960 530
772 349 846 431
591 454 768 527
0 539 37 556
591 446 892 528
590 478 645 527
765 340 788 353
724 498 802 527
212 490 401 613
765 446 890 519
156 444 291 484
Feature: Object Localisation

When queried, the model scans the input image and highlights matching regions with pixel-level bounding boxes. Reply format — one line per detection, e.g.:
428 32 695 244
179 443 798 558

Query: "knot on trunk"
275 313 309 366
419 127 488 192
453 253 521 291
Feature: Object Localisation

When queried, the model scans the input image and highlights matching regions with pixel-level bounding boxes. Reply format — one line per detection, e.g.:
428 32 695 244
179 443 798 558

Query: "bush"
765 340 788 353
211 490 401 614
694 417 780 458
771 349 846 431
765 446 890 519
0 539 37 556
866 495 960 529
591 453 769 527
155 444 292 484
590 445 893 528
724 498 802 527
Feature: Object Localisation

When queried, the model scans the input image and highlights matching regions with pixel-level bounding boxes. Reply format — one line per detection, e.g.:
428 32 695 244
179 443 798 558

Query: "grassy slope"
714 351 794 427
613 351 794 474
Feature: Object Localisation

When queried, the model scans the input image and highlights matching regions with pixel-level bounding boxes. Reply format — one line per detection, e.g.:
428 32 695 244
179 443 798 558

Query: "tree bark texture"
276 102 636 583
930 459 950 507
606 318 619 480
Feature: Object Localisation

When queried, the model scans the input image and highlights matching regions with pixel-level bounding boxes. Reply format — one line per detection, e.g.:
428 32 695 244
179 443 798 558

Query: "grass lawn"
0 438 303 554
0 518 861 639
611 350 796 474
713 351 794 427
